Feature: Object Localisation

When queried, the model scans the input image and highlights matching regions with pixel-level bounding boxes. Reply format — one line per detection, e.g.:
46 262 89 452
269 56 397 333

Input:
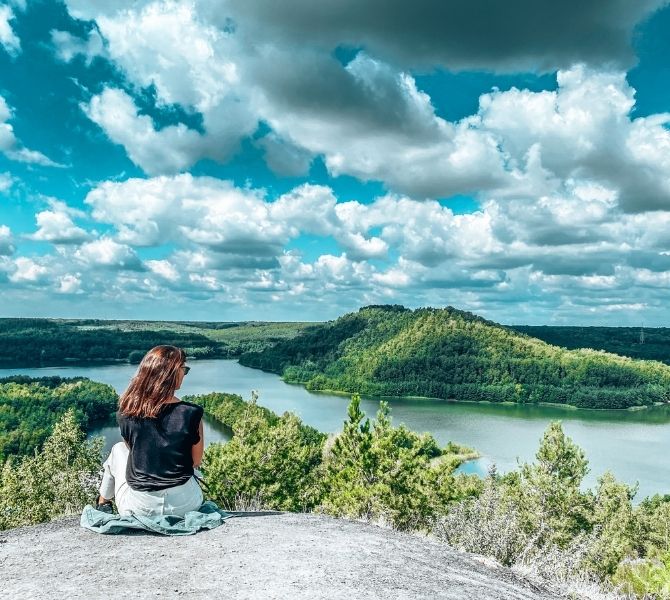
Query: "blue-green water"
3 359 670 499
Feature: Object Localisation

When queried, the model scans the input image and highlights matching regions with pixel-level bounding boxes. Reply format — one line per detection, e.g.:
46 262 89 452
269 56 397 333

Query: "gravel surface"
0 512 559 599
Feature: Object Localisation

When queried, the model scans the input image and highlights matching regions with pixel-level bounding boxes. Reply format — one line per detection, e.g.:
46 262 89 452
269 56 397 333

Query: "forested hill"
0 318 311 367
511 325 670 364
239 305 670 409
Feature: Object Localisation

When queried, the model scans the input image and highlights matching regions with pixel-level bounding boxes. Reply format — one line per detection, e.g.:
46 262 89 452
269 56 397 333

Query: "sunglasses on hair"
181 365 191 375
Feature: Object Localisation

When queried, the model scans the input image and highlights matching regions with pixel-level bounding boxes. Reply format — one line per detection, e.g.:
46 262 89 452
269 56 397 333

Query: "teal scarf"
80 500 234 536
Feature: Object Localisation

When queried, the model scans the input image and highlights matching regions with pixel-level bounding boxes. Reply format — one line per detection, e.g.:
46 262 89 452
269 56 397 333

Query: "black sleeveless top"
117 400 203 492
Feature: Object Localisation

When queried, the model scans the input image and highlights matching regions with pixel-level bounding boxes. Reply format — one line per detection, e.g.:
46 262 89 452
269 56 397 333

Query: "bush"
506 421 592 549
634 495 670 558
185 391 277 430
183 346 217 358
435 423 644 597
0 409 103 530
613 554 670 598
434 472 531 566
319 395 466 531
202 399 325 512
198 393 472 528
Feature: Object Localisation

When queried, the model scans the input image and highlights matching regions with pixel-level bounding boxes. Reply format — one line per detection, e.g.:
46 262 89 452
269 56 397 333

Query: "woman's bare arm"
192 419 204 468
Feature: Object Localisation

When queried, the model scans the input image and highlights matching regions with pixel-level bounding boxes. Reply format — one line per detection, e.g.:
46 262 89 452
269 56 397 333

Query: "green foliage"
319 394 466 531
508 421 592 548
434 422 649 594
0 318 223 366
613 554 670 598
201 396 326 512
0 376 117 461
194 392 473 529
183 346 217 358
587 472 638 576
190 321 313 355
240 305 670 409
0 409 103 530
128 350 144 364
495 424 637 578
513 325 670 365
184 391 278 430
635 495 670 558
434 419 670 597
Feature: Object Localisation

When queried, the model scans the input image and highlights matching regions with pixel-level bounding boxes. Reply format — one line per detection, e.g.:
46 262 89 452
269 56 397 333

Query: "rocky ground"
0 511 559 599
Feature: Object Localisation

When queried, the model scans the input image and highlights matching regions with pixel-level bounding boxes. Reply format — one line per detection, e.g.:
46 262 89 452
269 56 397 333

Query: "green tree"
202 400 325 512
635 496 670 558
511 421 591 547
586 471 637 576
240 305 670 409
0 377 117 461
0 409 103 530
128 350 144 364
319 394 375 520
321 395 446 530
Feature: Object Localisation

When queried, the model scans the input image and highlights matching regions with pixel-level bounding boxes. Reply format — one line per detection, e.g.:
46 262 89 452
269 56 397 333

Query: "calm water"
4 359 670 499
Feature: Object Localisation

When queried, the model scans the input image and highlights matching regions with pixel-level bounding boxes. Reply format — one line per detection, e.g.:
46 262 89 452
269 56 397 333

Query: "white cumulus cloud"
29 200 91 244
51 28 106 65
0 4 20 56
0 224 15 256
74 238 143 270
9 257 49 283
57 273 83 294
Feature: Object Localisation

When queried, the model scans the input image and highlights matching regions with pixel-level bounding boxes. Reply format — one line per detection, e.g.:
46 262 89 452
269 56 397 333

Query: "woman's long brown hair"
118 345 186 418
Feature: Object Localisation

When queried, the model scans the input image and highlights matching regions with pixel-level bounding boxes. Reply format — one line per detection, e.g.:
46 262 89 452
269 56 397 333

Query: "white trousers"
99 442 204 518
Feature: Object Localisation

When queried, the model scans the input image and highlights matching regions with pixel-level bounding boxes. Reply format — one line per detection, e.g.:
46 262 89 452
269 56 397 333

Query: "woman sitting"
96 345 204 518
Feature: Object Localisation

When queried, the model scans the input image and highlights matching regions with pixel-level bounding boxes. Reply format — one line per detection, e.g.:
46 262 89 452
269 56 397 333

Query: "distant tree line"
512 325 670 364
0 319 226 366
0 318 310 367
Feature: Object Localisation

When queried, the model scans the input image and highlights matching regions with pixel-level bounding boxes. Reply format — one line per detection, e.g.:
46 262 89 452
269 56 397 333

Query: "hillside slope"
0 512 556 600
512 325 670 364
239 305 670 409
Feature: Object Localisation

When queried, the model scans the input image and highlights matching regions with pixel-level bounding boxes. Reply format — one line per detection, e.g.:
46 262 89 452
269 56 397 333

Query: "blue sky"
1 0 670 324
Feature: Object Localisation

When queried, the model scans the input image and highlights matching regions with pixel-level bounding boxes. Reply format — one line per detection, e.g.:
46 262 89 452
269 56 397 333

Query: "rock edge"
0 512 558 599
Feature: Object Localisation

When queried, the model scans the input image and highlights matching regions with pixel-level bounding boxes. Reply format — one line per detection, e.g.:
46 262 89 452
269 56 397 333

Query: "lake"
3 358 670 499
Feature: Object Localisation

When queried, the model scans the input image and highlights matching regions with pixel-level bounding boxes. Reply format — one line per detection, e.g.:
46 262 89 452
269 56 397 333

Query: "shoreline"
3 358 667 414
0 354 239 371
282 380 668 413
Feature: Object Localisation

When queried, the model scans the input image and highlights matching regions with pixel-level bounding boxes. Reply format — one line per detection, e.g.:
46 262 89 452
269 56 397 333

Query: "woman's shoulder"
116 409 132 422
172 398 204 415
